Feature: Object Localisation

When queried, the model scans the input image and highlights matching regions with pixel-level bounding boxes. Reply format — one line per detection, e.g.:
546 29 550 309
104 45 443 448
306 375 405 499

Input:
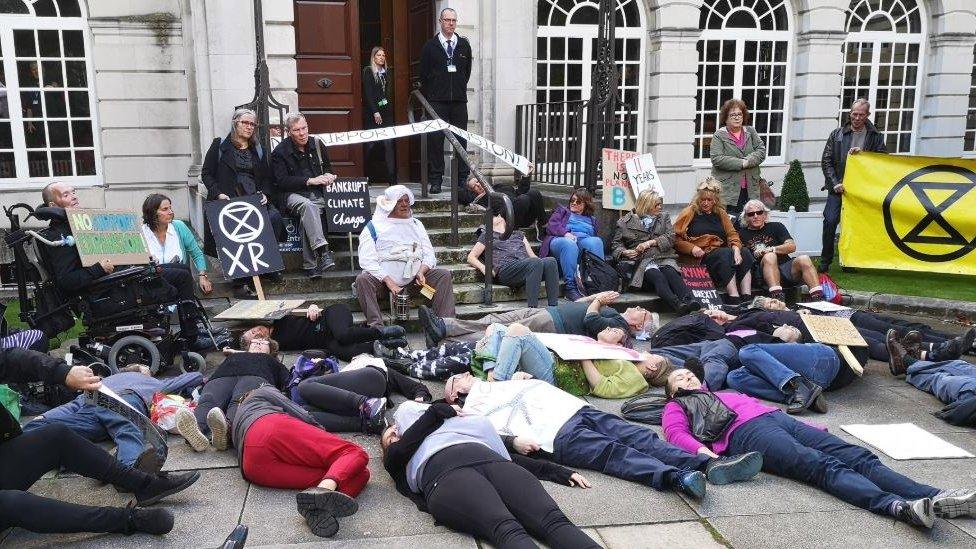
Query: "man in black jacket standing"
271 112 337 278
819 99 886 273
419 7 472 196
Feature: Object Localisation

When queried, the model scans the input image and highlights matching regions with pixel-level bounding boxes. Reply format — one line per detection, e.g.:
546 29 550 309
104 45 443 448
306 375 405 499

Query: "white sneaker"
175 407 209 452
207 407 229 451
933 489 976 519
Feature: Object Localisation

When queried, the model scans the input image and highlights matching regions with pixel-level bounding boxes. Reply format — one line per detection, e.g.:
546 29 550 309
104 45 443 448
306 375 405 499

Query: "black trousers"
297 367 387 432
0 423 149 533
821 193 841 268
193 375 267 435
702 247 753 288
512 190 547 230
319 304 383 361
424 451 598 549
850 311 951 343
427 101 470 190
158 262 200 337
641 265 693 309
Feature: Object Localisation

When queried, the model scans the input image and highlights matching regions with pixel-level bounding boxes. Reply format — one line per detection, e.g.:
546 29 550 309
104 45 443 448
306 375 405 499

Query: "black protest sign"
205 195 284 280
681 265 722 309
323 178 370 233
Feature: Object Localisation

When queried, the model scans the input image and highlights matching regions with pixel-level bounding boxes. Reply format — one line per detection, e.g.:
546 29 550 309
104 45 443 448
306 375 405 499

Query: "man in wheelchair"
38 182 214 352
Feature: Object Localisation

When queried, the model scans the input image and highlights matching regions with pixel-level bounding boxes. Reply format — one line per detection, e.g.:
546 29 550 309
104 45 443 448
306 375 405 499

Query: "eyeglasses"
745 211 765 217
441 17 457 22
238 121 257 127
728 112 743 119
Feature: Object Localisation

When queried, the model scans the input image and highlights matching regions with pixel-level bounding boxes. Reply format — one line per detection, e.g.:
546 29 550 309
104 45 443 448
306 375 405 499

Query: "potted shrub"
768 159 823 256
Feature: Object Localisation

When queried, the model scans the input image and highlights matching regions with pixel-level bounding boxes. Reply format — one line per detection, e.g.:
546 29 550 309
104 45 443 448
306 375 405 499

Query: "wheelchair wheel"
108 335 161 374
180 351 206 373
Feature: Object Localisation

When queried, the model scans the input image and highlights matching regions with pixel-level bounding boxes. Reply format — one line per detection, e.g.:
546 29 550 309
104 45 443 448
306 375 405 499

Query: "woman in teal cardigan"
141 193 212 295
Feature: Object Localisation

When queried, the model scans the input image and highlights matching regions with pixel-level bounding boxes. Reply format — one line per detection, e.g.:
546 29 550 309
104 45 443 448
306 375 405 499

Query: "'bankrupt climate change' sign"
65 208 150 267
324 178 370 233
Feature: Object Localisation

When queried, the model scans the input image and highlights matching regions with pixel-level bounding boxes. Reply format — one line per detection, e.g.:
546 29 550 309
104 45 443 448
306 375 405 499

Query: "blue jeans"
727 343 840 403
548 236 605 288
552 406 709 490
653 339 739 390
728 412 938 515
492 334 556 384
906 359 976 405
23 393 147 466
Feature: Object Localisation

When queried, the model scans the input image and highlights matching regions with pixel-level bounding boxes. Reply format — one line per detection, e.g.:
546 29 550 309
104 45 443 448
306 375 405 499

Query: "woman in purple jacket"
662 368 976 529
540 188 603 301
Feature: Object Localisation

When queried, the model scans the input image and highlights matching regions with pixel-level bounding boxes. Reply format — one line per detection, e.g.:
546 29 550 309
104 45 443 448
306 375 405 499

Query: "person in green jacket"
141 193 212 295
709 98 767 216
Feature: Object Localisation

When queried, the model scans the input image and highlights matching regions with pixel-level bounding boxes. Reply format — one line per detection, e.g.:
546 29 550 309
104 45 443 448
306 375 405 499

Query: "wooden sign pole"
837 345 863 376
252 275 266 301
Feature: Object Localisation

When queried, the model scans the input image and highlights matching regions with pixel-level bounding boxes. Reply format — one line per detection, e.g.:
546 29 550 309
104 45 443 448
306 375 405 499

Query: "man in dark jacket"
419 7 472 196
271 112 337 277
37 183 211 350
819 99 887 272
0 347 200 537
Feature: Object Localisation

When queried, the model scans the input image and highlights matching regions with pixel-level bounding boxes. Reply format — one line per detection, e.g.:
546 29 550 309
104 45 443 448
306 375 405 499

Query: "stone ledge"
845 290 976 324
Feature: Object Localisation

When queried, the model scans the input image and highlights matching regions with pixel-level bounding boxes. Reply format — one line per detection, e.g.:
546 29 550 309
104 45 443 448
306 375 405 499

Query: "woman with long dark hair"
141 193 211 295
540 188 604 301
362 46 396 184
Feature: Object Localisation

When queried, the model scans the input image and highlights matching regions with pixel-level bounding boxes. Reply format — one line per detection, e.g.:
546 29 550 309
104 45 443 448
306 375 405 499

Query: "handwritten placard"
625 153 665 198
65 208 150 267
801 315 868 347
324 178 370 234
214 299 306 321
601 148 640 211
680 266 722 309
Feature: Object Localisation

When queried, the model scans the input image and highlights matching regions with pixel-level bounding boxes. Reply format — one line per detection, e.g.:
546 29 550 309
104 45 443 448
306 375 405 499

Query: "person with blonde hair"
674 179 753 304
612 190 700 313
361 46 396 184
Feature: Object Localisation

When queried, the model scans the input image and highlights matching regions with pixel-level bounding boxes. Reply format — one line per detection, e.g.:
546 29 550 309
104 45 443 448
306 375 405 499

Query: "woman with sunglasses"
201 108 286 298
540 188 604 301
382 400 600 549
709 98 766 216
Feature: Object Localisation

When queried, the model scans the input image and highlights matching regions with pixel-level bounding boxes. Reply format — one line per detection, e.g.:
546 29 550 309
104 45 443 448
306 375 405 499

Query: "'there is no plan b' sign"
324 178 370 234
205 195 284 280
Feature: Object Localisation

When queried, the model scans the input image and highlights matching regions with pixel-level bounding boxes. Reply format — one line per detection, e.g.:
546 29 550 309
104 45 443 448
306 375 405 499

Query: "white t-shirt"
461 379 587 452
141 223 184 265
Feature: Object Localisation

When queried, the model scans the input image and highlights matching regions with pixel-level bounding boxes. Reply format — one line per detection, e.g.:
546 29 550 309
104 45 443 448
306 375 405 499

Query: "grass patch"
827 268 976 303
2 299 83 350
699 518 733 548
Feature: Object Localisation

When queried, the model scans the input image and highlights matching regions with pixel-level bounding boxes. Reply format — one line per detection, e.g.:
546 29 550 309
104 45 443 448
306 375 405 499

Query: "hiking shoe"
418 305 446 348
378 325 406 340
175 407 210 452
932 489 976 519
894 498 935 529
207 407 229 451
316 249 337 274
786 378 824 415
297 488 359 538
125 503 174 535
133 447 164 475
900 330 923 359
674 471 707 499
135 470 201 507
886 329 908 377
704 452 763 485
930 327 976 361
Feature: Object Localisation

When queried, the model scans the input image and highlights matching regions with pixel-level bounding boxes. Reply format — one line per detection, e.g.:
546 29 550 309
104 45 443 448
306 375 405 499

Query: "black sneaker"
373 340 400 360
932 489 976 519
418 305 446 348
931 327 976 361
786 378 824 415
134 470 201 507
221 524 249 549
674 471 707 499
704 452 763 485
378 325 407 340
125 503 174 535
894 498 935 528
306 267 323 280
296 488 359 538
316 249 337 273
133 447 164 475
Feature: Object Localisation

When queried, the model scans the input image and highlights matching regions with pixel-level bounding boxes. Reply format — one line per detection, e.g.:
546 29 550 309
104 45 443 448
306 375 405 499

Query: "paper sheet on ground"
796 301 851 313
840 423 974 460
215 299 306 320
533 332 643 361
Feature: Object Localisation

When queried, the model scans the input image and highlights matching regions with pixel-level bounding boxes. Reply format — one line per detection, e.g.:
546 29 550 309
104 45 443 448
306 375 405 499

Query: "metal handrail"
406 88 514 307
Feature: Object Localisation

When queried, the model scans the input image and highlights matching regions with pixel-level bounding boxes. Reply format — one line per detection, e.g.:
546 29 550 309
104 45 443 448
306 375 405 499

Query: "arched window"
0 0 98 187
841 0 923 154
965 45 976 153
537 0 645 151
695 0 791 160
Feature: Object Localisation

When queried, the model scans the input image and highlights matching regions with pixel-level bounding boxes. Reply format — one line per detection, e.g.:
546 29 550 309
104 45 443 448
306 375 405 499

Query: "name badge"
447 64 457 73
378 98 388 107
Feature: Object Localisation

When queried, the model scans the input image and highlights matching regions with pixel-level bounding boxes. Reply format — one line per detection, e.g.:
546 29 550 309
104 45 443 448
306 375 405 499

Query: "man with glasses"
737 199 822 302
820 98 886 273
419 7 473 197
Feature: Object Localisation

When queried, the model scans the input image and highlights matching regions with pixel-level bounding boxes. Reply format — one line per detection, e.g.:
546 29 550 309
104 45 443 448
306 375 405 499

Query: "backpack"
286 351 339 405
818 273 844 304
576 250 621 296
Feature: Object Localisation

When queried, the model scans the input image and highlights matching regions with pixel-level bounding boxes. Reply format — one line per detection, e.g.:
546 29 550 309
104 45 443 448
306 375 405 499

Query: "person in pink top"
662 368 976 529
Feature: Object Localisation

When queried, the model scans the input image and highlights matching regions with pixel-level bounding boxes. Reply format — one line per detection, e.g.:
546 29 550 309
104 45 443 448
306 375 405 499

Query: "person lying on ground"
418 290 656 348
382 340 478 380
442 372 763 499
24 364 203 472
176 337 288 452
382 400 601 549
468 214 560 307
0 328 48 353
233 385 369 538
663 368 976 528
237 303 406 362
466 173 549 241
295 354 431 435
0 347 199 537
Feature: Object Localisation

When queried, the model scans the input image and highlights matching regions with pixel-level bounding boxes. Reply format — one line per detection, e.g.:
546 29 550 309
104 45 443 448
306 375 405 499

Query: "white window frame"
964 44 976 155
0 2 101 190
841 0 925 155
536 0 647 153
695 1 793 167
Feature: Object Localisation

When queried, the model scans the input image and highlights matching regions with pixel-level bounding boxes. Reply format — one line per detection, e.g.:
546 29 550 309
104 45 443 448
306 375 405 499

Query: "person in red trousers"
231 385 369 538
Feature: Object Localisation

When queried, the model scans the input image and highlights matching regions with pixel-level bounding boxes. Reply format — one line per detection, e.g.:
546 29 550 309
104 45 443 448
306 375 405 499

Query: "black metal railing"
407 89 514 307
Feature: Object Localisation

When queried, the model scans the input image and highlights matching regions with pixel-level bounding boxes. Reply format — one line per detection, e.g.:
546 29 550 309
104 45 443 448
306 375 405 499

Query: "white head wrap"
372 185 416 230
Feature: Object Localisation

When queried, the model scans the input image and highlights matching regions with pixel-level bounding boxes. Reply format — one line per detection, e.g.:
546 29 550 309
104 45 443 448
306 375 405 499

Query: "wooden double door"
294 0 434 180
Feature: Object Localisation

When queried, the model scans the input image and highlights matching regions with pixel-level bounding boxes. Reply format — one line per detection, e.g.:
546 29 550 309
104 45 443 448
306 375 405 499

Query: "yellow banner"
839 153 976 275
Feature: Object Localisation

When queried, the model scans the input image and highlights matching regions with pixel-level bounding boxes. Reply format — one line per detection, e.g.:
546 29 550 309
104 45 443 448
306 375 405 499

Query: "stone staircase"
205 183 661 330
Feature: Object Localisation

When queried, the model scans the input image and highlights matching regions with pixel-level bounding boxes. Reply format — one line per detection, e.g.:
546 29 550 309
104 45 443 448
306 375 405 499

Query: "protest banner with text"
324 178 370 233
602 148 640 211
65 208 150 267
625 153 665 198
205 196 284 280
681 265 722 309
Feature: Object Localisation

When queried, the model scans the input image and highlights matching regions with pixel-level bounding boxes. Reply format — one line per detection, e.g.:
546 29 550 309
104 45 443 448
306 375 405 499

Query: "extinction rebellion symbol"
882 165 976 263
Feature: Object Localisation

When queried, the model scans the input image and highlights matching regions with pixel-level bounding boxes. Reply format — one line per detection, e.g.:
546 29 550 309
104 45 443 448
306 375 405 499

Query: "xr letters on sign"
205 196 284 280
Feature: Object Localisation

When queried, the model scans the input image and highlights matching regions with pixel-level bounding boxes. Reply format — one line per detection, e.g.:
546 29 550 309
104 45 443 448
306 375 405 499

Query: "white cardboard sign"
624 153 665 198
533 332 643 361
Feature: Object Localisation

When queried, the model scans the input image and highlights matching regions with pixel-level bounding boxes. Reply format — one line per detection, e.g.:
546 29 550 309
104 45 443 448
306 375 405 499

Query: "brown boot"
900 330 923 359
886 329 908 377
